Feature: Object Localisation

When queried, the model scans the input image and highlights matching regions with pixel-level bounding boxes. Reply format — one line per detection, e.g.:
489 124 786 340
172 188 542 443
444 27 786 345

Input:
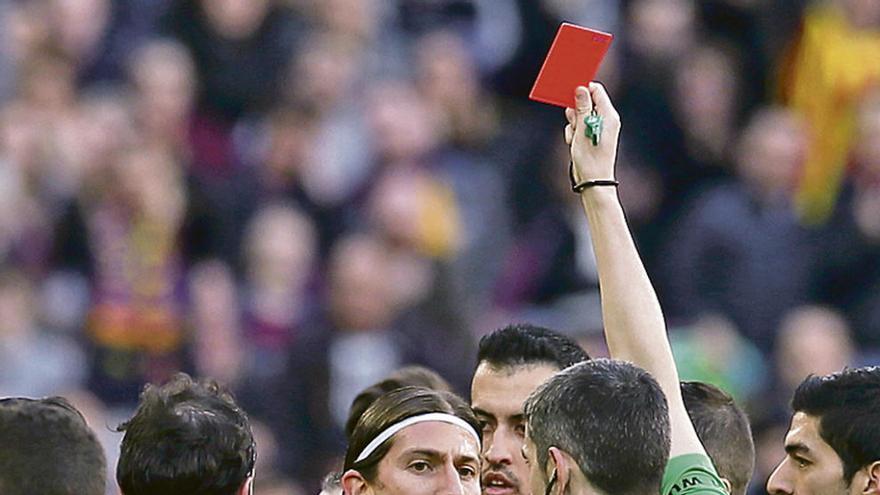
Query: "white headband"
354 412 481 463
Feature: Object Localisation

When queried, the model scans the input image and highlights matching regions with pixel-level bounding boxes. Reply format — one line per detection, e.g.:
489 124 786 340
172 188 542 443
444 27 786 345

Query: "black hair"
0 397 106 495
681 381 755 495
477 323 590 371
791 366 880 483
116 373 256 495
525 359 670 495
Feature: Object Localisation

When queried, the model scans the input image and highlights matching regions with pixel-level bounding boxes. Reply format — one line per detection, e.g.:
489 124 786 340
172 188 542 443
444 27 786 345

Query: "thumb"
575 85 593 116
573 86 593 136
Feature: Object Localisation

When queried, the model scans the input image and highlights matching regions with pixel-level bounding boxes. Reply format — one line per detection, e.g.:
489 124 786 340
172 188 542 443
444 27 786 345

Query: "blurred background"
0 0 878 493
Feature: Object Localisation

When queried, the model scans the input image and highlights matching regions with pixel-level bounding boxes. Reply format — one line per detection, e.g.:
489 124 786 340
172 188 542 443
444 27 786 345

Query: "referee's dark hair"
0 397 106 495
477 323 590 371
116 373 256 495
681 381 755 495
525 358 670 495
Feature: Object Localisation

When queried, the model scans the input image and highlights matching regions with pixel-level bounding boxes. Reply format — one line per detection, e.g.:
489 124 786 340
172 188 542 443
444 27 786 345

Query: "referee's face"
471 363 559 495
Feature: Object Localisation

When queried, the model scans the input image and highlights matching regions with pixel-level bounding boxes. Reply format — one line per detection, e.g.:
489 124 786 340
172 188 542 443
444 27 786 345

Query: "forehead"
386 422 480 459
785 412 840 460
471 363 559 417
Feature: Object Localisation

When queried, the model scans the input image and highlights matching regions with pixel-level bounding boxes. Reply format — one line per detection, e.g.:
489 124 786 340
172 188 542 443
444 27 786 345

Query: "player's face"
368 422 481 495
766 412 853 495
470 363 558 495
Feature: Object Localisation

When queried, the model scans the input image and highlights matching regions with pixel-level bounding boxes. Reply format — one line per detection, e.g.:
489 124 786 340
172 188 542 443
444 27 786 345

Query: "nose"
766 459 792 495
484 426 517 465
437 462 467 495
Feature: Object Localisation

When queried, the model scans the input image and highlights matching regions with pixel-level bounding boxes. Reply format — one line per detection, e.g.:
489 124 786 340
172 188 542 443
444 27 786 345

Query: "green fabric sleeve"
661 454 728 495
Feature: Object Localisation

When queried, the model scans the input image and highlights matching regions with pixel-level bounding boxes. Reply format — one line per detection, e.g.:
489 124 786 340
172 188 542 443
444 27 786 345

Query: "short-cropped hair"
681 381 755 495
477 323 590 371
0 397 106 495
792 366 880 483
116 373 255 495
525 359 670 495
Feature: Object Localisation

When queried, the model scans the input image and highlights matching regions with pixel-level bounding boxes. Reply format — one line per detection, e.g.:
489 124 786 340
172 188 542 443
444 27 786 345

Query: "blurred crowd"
0 0 878 493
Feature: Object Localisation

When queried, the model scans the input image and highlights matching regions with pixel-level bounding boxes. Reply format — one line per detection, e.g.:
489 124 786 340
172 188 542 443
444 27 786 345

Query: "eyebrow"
471 408 525 423
785 443 811 456
402 449 480 465
471 408 495 420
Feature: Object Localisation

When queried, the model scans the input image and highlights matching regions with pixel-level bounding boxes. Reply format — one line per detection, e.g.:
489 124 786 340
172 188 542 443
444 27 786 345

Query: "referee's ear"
720 477 732 495
548 447 570 494
342 469 369 495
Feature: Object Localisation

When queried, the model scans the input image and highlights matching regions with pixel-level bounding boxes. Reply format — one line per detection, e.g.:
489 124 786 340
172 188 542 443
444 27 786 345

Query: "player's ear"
342 469 371 495
237 475 253 495
548 447 570 494
861 461 880 495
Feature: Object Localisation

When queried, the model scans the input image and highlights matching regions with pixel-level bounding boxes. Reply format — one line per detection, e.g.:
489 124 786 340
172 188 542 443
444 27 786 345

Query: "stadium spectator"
661 106 816 350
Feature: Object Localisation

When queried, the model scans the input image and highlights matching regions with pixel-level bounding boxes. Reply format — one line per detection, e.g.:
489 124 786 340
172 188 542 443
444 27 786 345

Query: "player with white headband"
341 386 483 495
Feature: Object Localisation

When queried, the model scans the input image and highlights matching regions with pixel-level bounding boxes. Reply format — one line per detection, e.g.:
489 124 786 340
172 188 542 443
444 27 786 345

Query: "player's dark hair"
116 373 255 495
477 323 589 371
0 397 106 495
792 366 880 483
681 381 755 495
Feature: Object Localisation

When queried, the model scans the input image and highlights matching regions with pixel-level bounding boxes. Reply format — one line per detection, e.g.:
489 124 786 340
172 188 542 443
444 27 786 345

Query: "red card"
529 23 614 108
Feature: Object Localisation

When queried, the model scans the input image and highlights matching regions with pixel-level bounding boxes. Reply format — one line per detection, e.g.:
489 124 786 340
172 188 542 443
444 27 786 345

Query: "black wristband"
569 161 618 193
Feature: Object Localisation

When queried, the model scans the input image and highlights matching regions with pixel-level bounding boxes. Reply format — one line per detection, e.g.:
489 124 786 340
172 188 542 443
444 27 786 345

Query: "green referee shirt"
661 454 728 495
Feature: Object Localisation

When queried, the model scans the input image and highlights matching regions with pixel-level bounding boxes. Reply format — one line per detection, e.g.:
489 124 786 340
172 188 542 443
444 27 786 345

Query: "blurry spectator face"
370 170 425 248
674 45 737 133
415 31 478 110
4 2 52 63
736 108 807 195
628 0 696 61
200 0 270 40
49 0 109 61
130 40 196 138
766 412 851 495
20 52 76 112
367 81 438 163
470 363 558 495
115 147 185 226
838 0 880 28
328 235 396 331
776 307 853 392
312 0 381 41
244 203 317 290
288 34 361 109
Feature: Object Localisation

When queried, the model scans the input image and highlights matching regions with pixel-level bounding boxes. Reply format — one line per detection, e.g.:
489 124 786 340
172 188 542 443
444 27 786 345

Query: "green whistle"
584 111 603 146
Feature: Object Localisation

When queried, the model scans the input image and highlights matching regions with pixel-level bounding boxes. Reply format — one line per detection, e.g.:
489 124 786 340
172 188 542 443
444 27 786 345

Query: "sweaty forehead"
470 363 559 417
